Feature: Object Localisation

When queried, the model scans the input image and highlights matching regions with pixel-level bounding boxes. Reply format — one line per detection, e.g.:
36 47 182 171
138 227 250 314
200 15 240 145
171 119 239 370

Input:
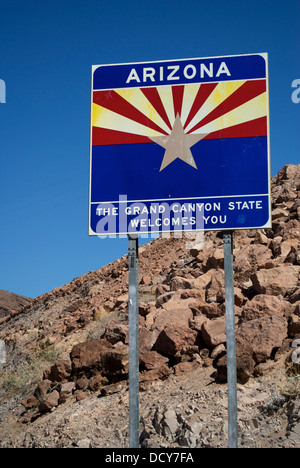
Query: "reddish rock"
241 295 289 322
43 359 72 383
39 390 60 413
151 306 193 332
74 390 88 401
288 315 300 337
139 302 150 317
140 351 169 370
59 382 75 403
88 373 109 392
170 276 195 291
180 288 206 301
234 244 272 272
75 375 89 390
289 288 300 303
70 339 113 377
100 342 129 377
174 361 200 375
34 379 52 401
139 364 171 382
190 301 223 319
193 270 214 290
210 343 226 360
154 326 198 357
216 342 255 384
115 294 128 307
21 395 39 410
203 248 224 270
275 239 299 261
155 291 176 308
206 270 225 303
101 381 127 396
139 327 159 354
201 317 227 349
254 361 277 377
236 315 288 364
102 320 129 344
189 315 208 332
251 266 299 296
272 207 289 220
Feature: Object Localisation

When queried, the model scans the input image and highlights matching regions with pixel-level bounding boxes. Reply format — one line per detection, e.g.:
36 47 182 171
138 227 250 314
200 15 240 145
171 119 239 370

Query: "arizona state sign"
89 54 271 236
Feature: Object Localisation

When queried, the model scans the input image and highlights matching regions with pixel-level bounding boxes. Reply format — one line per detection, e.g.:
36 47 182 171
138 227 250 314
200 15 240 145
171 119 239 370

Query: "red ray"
183 83 218 130
172 85 184 119
204 116 267 140
187 80 266 134
93 90 168 136
141 87 172 130
92 127 151 146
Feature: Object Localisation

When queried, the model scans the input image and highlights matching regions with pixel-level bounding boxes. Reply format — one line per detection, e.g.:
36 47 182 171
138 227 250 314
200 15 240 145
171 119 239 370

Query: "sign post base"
128 234 139 448
223 231 238 448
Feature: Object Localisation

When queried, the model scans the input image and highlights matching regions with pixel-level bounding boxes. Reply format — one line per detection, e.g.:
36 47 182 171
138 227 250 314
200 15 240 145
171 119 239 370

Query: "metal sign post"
128 234 140 448
223 231 238 448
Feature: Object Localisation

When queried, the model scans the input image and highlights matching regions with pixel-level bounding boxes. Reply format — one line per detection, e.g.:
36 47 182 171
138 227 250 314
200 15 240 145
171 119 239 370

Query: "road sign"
89 53 271 236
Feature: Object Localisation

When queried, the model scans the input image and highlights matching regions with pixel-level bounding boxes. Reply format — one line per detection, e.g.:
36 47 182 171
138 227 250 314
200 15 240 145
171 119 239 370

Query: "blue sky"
0 0 299 298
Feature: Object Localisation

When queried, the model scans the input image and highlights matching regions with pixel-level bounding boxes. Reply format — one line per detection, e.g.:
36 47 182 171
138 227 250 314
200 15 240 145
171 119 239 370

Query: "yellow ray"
92 103 165 137
185 81 246 133
116 88 171 134
180 83 201 127
157 86 175 126
193 92 267 134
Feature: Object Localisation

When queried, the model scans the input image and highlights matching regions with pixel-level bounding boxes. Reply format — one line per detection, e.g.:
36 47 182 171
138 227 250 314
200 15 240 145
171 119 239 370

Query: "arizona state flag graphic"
89 54 271 236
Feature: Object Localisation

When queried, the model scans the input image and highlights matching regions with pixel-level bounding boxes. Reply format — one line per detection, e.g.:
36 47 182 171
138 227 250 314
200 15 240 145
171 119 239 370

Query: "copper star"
149 114 208 172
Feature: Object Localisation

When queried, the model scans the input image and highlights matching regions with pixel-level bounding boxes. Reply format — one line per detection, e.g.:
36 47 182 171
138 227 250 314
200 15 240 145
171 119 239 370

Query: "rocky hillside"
0 164 299 448
0 290 31 320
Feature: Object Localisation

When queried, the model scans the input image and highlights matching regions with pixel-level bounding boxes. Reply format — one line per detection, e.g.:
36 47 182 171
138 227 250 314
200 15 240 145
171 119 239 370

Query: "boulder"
21 395 39 410
139 365 172 382
154 326 198 357
71 339 113 376
43 359 72 383
102 320 129 344
140 351 169 370
288 315 300 338
203 248 224 270
100 342 129 377
216 342 255 384
236 315 288 364
59 382 76 403
88 373 109 392
206 270 225 303
169 276 195 291
151 306 193 332
174 361 200 375
201 317 227 349
275 239 299 261
155 291 176 308
241 295 290 322
139 327 160 354
39 390 60 413
34 379 52 401
190 301 224 319
234 244 272 272
251 265 299 296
